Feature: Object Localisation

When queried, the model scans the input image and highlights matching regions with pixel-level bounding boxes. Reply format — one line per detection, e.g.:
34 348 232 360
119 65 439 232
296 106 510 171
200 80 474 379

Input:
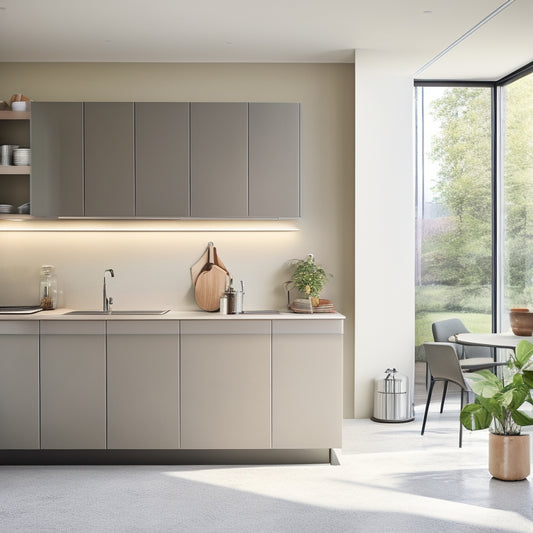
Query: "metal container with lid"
371 368 414 423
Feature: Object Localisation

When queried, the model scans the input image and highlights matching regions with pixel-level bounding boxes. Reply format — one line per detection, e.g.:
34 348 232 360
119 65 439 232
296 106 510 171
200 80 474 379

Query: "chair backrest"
432 318 469 342
424 342 469 390
432 318 491 359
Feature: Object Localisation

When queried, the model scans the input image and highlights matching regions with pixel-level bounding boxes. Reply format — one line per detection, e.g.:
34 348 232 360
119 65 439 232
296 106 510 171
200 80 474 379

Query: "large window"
415 85 493 357
415 65 533 359
501 71 533 329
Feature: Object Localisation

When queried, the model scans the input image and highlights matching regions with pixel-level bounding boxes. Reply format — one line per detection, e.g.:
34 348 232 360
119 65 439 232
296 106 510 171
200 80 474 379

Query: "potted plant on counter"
290 254 330 308
460 339 533 481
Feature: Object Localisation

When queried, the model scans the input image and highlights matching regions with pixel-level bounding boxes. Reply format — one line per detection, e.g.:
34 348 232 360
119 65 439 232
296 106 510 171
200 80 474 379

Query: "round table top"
452 332 533 349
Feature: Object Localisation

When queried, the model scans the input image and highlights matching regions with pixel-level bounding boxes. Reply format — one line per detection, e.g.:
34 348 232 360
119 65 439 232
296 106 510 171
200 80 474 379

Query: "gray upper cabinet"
84 102 135 217
190 103 248 218
135 103 189 217
30 101 300 219
31 102 84 217
249 103 300 218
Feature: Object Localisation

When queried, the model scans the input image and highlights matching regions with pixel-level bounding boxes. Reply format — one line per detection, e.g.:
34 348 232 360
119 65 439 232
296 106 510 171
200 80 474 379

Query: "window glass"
501 72 533 328
415 86 492 359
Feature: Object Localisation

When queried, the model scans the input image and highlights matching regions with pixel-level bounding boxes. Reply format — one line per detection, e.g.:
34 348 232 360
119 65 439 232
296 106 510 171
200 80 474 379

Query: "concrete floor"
0 364 532 532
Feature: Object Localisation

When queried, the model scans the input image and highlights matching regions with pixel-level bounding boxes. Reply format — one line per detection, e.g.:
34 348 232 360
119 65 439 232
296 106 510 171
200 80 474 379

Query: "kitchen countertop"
0 308 345 320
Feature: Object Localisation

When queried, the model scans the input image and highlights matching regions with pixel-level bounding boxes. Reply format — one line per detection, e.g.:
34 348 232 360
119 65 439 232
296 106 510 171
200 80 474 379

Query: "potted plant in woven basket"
460 339 533 481
289 254 330 307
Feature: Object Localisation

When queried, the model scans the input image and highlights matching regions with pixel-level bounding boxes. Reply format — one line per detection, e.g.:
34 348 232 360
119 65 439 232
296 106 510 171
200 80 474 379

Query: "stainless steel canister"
1 144 19 166
371 368 414 423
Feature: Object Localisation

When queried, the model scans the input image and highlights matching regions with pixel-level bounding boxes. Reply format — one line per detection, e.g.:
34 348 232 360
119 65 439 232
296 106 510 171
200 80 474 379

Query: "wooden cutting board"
191 242 229 285
194 244 229 311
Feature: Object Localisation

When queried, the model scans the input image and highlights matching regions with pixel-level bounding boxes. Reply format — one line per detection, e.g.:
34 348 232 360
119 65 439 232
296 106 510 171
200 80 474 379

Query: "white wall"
0 62 356 416
354 50 415 417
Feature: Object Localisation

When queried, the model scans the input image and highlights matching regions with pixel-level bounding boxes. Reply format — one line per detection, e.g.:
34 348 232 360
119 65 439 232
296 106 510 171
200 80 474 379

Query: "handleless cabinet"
40 321 106 449
272 320 343 448
135 103 190 217
180 320 271 449
106 321 180 449
84 102 135 217
0 321 39 449
190 103 248 218
31 102 84 217
249 103 300 218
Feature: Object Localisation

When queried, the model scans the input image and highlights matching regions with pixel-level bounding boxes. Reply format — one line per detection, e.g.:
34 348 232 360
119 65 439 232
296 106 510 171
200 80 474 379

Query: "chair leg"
421 379 435 436
440 381 448 413
459 389 465 448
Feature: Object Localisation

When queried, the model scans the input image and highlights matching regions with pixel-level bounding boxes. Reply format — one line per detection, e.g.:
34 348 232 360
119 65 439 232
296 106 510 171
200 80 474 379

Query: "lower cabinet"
40 321 106 449
0 321 39 449
272 320 343 449
106 321 180 449
1 317 343 454
180 320 271 449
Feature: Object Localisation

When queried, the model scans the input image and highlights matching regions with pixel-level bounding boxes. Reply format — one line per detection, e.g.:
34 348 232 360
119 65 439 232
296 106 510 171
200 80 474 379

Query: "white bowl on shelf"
13 148 31 165
11 101 29 111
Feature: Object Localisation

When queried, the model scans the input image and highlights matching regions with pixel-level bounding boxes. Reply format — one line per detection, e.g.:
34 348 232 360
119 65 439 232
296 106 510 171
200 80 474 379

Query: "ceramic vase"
489 433 530 481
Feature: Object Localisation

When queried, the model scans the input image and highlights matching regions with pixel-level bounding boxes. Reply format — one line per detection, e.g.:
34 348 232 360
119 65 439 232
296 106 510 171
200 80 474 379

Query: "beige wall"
0 62 356 417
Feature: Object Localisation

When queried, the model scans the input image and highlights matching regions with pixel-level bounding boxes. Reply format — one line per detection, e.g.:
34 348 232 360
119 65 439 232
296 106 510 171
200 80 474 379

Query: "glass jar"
40 265 57 310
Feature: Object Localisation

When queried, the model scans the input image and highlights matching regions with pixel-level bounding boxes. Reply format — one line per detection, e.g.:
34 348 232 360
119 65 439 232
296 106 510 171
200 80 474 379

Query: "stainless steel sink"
65 310 170 316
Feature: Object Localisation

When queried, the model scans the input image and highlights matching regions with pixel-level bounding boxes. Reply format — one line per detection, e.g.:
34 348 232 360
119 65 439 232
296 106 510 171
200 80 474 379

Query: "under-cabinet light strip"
0 223 299 232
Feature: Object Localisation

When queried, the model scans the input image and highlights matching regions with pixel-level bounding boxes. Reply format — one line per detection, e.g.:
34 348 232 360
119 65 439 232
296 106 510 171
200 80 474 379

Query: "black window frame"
414 61 533 333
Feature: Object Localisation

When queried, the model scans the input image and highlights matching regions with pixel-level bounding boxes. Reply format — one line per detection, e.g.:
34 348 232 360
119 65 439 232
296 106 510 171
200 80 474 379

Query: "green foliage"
421 76 533 297
289 254 330 298
461 340 533 435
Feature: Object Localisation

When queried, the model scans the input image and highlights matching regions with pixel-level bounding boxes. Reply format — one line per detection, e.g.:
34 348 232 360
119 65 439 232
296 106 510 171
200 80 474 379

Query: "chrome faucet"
103 269 115 313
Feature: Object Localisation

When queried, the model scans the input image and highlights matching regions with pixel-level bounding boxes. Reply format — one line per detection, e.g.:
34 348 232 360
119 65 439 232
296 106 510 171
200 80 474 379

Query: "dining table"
452 332 533 350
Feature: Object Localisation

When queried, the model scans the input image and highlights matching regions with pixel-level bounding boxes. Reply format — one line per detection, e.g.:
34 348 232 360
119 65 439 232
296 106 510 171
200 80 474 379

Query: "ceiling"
0 0 531 80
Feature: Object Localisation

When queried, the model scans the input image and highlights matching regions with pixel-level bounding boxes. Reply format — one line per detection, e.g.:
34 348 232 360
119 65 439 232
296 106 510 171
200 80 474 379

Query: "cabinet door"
272 320 343 449
107 321 180 449
40 321 106 449
31 102 84 216
135 103 189 217
190 103 248 218
249 103 300 218
0 322 39 449
84 103 134 216
181 320 271 449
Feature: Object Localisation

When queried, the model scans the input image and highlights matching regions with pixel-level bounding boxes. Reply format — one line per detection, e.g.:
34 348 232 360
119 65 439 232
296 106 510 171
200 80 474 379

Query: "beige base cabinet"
40 321 106 449
180 320 271 449
0 321 39 449
106 321 180 449
272 320 343 449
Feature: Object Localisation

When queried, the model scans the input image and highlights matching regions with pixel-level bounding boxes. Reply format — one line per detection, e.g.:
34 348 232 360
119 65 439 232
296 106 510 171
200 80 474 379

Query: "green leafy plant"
460 340 533 435
290 254 330 300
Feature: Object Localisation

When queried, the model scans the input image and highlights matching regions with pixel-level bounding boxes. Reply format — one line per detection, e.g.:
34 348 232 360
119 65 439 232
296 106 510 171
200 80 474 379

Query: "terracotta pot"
509 310 533 336
489 433 530 481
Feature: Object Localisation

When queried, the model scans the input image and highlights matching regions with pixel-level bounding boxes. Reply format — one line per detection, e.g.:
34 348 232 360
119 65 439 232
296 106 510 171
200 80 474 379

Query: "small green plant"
460 340 533 435
290 254 330 301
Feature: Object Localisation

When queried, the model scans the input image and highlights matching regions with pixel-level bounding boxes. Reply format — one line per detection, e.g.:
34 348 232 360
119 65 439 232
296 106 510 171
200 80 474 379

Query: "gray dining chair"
421 342 471 447
432 318 494 361
429 319 506 409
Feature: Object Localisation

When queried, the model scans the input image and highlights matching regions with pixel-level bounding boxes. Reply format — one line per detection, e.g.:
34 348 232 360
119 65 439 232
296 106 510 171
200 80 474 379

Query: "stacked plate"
0 204 15 214
13 148 31 166
313 299 336 313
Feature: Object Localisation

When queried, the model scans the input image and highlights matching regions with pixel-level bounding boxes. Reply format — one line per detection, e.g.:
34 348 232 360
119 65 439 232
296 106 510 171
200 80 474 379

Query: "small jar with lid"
40 265 57 310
